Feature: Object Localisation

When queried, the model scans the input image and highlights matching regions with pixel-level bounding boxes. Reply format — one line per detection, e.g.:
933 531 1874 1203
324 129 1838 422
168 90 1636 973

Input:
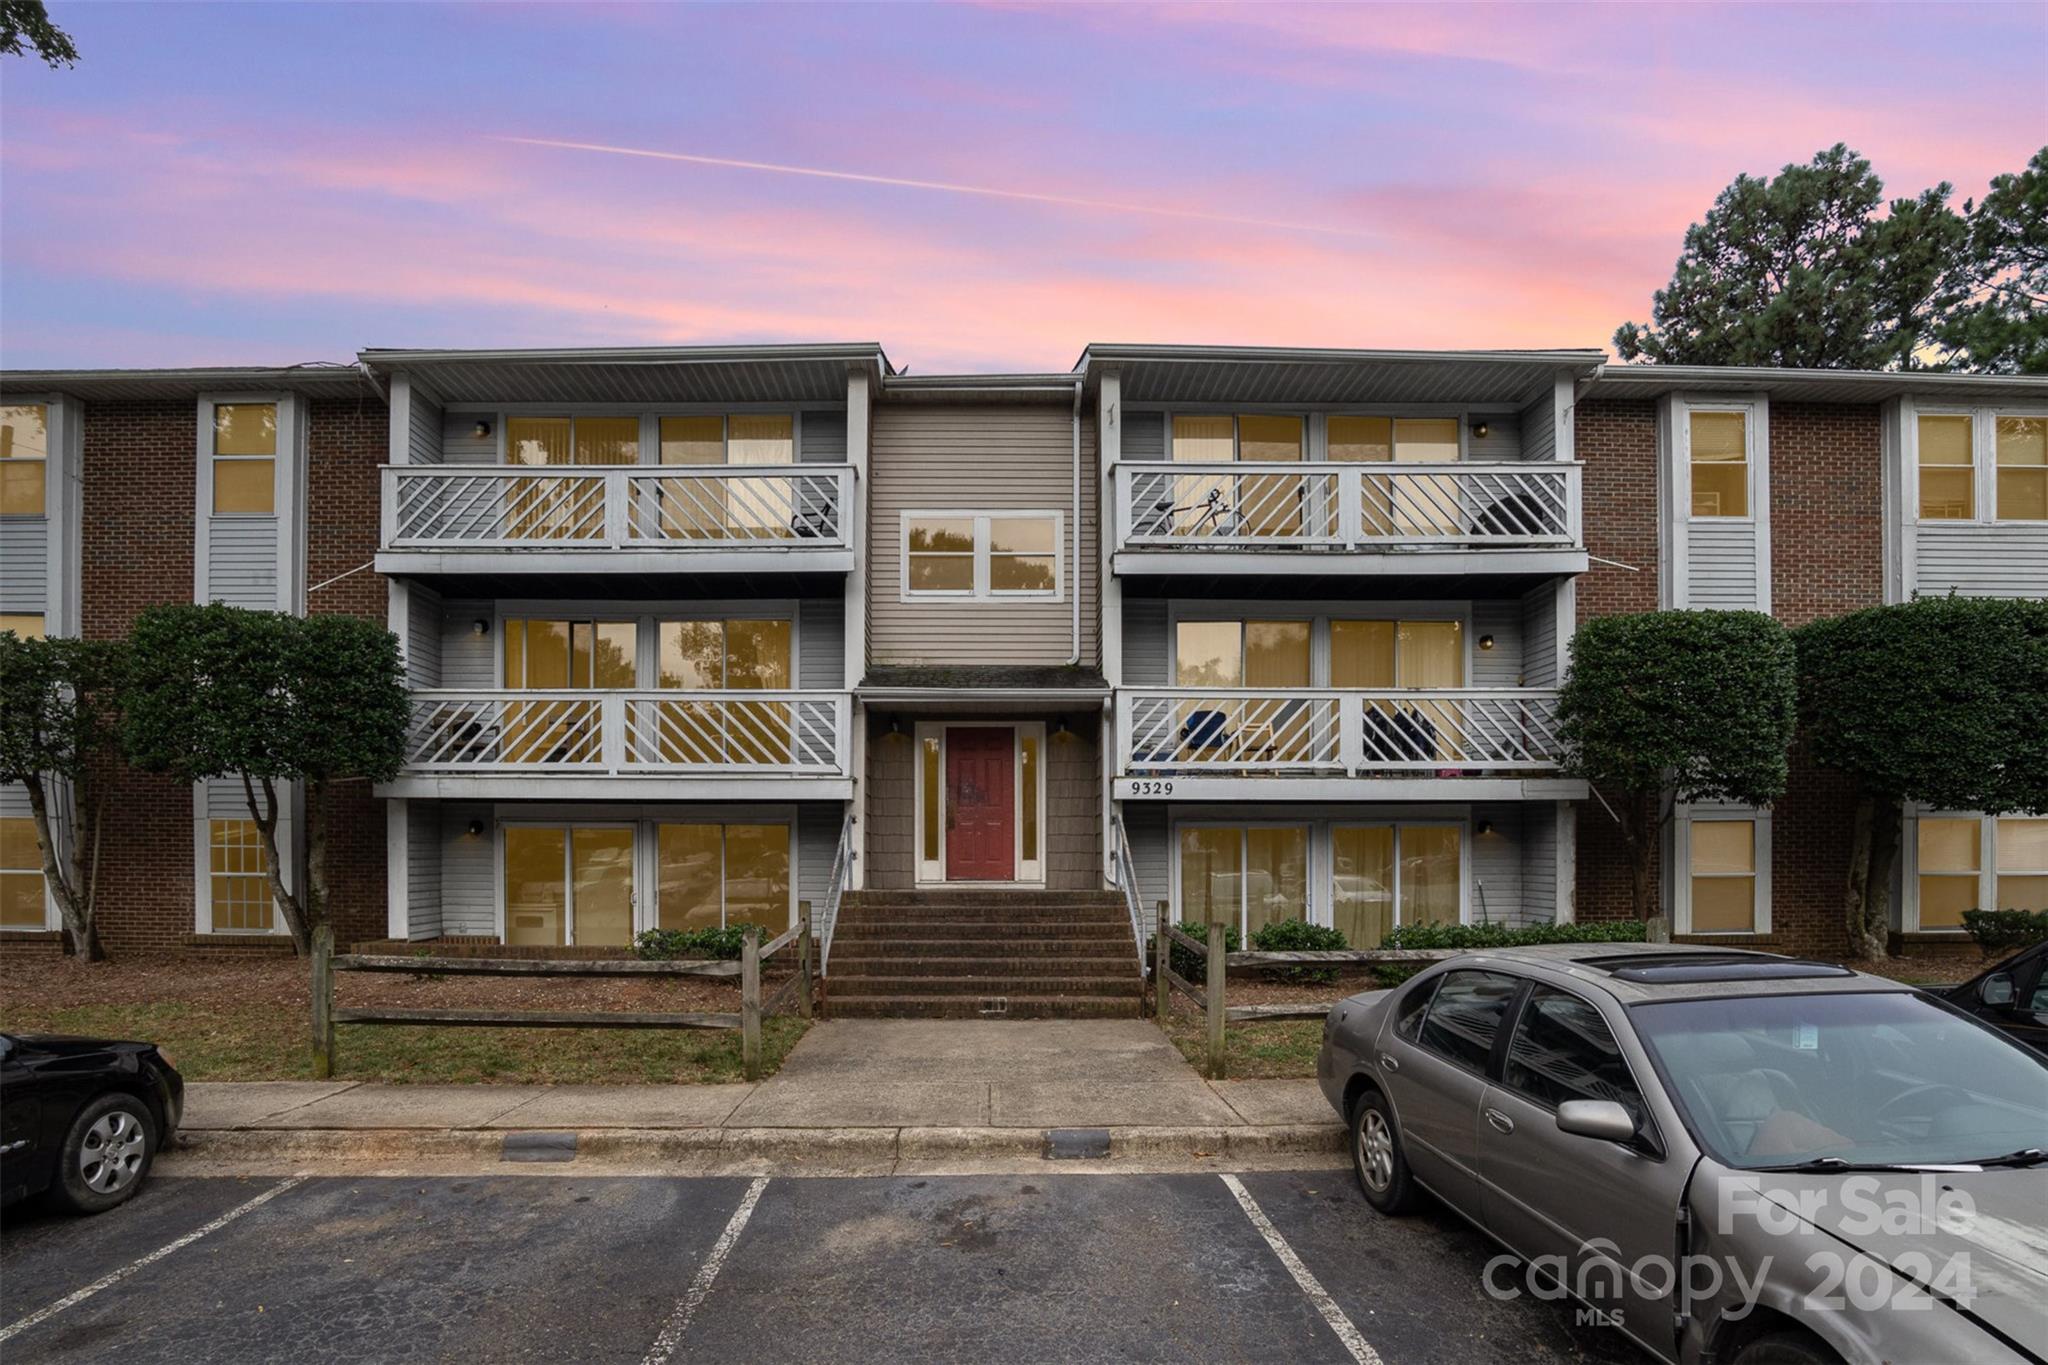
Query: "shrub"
1251 918 1350 984
635 926 749 961
1380 920 1649 950
1961 909 2048 955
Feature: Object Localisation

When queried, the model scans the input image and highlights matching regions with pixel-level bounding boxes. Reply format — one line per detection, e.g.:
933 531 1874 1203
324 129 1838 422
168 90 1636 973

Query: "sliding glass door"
1178 825 1310 939
503 825 635 947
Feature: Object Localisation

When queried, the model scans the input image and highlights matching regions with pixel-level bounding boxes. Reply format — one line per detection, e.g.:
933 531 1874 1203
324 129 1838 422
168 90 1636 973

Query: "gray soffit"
1077 344 1604 407
1585 364 2048 405
0 364 374 403
881 372 1081 405
359 344 891 406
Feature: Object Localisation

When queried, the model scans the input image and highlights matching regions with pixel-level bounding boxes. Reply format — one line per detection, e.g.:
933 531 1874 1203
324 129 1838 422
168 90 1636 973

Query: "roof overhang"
358 343 890 406
1078 344 1604 407
880 372 1081 405
0 365 375 403
1584 364 2048 406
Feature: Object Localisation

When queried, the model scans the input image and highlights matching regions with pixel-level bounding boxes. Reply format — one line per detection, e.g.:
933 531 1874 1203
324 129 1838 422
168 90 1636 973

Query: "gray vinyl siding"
1685 520 1761 609
1123 599 1169 687
1520 583 1560 687
1470 803 1524 927
0 517 48 614
1122 803 1171 918
1471 602 1522 688
797 597 845 690
1913 524 2048 598
1465 415 1522 461
1520 388 1558 463
441 411 496 464
408 389 445 464
1123 411 1166 460
1521 802 1559 924
204 519 280 610
440 803 496 937
800 411 847 463
407 802 443 939
205 778 255 820
405 583 443 688
439 602 496 689
869 404 1099 667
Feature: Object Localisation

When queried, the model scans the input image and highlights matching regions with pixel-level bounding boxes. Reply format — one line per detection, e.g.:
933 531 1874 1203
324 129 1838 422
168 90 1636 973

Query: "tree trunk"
1860 795 1902 960
244 771 310 955
1624 789 1663 925
22 773 106 962
1842 795 1876 958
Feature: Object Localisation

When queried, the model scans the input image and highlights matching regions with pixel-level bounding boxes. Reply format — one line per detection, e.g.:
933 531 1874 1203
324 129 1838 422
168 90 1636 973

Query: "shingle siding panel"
0 518 49 614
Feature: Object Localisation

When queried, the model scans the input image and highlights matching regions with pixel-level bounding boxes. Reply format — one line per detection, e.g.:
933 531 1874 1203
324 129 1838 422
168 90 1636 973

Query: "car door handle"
1378 1052 1400 1073
1485 1108 1515 1135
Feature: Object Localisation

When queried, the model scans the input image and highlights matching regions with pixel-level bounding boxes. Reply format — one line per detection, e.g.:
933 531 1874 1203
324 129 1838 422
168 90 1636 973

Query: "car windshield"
1631 991 2048 1170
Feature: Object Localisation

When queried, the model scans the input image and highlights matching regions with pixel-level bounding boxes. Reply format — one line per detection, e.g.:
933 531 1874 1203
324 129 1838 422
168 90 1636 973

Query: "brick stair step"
832 920 1131 938
834 909 1129 924
828 955 1137 976
828 936 1132 957
827 994 1142 1020
824 972 1139 995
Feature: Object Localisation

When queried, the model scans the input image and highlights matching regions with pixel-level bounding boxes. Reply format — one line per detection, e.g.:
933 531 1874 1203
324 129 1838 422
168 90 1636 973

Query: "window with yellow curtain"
1 404 49 516
1 816 47 929
1401 826 1462 928
1020 731 1040 865
1917 818 1980 929
570 827 635 947
1180 826 1242 931
1395 418 1462 535
1179 826 1308 939
1169 414 1235 536
209 819 273 932
0 613 45 639
1173 621 1308 760
504 416 597 540
1995 818 2047 914
1689 411 1748 518
1917 415 1975 520
1689 820 1756 932
656 822 789 932
1330 415 1395 536
501 618 633 763
1236 414 1304 537
505 827 567 946
727 415 795 537
656 618 792 765
1996 417 2046 522
920 735 942 864
1333 826 1394 948
212 403 277 515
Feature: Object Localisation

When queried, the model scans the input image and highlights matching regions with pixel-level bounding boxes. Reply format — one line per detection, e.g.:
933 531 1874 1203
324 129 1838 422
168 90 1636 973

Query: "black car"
0 1033 183 1214
1937 941 2048 1054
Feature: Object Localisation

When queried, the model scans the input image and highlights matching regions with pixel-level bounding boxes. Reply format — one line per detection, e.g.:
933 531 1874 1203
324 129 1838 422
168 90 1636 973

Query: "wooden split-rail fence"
311 914 814 1083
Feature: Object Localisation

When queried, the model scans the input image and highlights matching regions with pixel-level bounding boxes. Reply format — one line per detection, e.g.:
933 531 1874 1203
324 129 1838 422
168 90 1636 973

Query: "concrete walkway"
173 1021 1341 1173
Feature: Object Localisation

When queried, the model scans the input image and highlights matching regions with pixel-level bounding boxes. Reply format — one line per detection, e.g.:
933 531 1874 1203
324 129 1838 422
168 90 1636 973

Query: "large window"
654 618 795 765
1688 410 1749 518
1332 824 1462 947
1503 985 1646 1124
1179 825 1309 940
1916 409 2048 522
1689 819 1758 933
903 512 1060 599
1 403 47 516
1169 415 1305 538
1917 817 1980 930
657 822 792 932
1 817 46 929
0 614 44 639
1332 416 1462 536
503 618 636 689
208 819 273 932
508 415 640 466
1996 416 2047 522
1920 815 2048 927
504 825 634 947
211 402 277 515
657 414 794 467
1998 818 2048 913
1171 616 1464 689
1916 414 1975 520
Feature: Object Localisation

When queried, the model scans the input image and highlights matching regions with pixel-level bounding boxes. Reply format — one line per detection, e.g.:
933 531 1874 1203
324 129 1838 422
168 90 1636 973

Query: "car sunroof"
1581 953 1857 984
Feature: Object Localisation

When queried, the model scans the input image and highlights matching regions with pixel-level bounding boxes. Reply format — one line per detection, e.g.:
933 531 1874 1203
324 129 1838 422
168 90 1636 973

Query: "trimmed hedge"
634 926 748 961
1961 909 2048 954
1380 920 1649 950
1251 918 1351 984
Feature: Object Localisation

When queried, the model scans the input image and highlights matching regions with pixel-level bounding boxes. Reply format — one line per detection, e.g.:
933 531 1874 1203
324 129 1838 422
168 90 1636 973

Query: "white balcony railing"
402 690 851 776
1113 462 1579 551
1118 689 1565 776
381 465 853 551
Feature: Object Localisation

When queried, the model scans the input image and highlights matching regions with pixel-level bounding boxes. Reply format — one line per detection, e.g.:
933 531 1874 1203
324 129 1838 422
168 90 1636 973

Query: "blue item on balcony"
1181 708 1229 749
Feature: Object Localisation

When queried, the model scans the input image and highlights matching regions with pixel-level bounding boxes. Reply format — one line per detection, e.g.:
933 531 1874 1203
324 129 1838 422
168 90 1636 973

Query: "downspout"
355 360 388 402
1070 379 1083 665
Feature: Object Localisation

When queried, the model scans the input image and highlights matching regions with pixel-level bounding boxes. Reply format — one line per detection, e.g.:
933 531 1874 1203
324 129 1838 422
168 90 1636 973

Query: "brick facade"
64 391 391 954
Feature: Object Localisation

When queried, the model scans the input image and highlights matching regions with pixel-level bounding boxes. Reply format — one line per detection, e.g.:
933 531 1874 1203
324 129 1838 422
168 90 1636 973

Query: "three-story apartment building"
3 345 2042 975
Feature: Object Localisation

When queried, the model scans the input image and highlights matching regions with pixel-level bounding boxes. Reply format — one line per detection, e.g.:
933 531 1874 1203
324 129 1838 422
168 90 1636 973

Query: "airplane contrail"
494 136 1377 239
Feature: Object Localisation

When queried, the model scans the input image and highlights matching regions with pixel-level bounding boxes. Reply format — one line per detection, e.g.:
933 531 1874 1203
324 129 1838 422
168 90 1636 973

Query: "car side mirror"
1980 973 2016 1008
1557 1099 1638 1144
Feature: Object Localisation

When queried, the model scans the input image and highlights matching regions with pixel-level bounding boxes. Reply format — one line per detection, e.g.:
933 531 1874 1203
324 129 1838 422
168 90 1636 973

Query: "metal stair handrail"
817 809 855 977
1109 810 1151 978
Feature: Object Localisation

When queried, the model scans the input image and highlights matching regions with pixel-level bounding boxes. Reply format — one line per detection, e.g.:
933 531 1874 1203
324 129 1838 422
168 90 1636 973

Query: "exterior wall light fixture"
471 618 490 637
1478 634 1495 651
472 419 493 440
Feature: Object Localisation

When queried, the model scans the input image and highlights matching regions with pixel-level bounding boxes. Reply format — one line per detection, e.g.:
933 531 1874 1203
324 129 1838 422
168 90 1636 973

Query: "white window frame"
1156 408 1482 463
195 392 303 612
0 813 56 932
494 819 638 947
490 599 801 690
1903 810 2048 933
1165 600 1475 689
1168 816 1472 941
1680 403 1757 522
912 721 1047 887
445 405 830 468
900 510 1062 602
0 398 51 519
1658 393 1771 612
647 816 798 934
193 808 292 936
1906 404 2048 527
1672 807 1772 936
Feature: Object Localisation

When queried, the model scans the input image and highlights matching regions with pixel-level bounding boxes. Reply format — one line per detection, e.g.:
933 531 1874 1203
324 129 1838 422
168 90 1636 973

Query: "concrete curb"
172 1121 1343 1171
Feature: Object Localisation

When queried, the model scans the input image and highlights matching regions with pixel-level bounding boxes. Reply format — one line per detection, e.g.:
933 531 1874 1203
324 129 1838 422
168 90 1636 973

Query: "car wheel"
1731 1330 1842 1365
51 1093 156 1215
1350 1088 1419 1214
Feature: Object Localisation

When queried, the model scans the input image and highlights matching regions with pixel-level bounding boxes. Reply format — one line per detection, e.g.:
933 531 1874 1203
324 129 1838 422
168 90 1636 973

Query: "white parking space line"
1220 1173 1381 1365
0 1175 309 1346
640 1175 770 1365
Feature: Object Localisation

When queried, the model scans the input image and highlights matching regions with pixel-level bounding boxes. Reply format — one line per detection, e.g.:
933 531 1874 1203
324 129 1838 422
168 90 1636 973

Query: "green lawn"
1160 1008 1324 1080
1 1000 807 1085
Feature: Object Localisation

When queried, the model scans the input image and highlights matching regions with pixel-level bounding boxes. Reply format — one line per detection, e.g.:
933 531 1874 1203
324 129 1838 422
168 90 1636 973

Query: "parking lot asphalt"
1 1172 1642 1364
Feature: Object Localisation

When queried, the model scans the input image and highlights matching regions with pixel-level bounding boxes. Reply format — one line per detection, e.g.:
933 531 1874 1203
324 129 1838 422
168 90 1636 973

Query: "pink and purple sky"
2 2 2043 374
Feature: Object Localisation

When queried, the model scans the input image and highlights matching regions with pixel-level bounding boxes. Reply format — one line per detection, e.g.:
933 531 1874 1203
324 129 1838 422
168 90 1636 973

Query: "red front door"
945 727 1015 881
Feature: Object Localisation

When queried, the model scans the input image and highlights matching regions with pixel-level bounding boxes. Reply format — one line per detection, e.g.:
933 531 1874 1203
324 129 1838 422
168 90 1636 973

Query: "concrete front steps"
827 890 1143 1019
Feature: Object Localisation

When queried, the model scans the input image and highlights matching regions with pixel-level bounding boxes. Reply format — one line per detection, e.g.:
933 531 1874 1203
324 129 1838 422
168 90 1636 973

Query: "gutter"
1071 378 1083 666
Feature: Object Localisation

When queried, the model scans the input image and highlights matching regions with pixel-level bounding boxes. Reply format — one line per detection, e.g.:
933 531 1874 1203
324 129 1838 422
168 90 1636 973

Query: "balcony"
376 464 855 576
1113 688 1584 802
380 689 854 801
1110 462 1583 577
